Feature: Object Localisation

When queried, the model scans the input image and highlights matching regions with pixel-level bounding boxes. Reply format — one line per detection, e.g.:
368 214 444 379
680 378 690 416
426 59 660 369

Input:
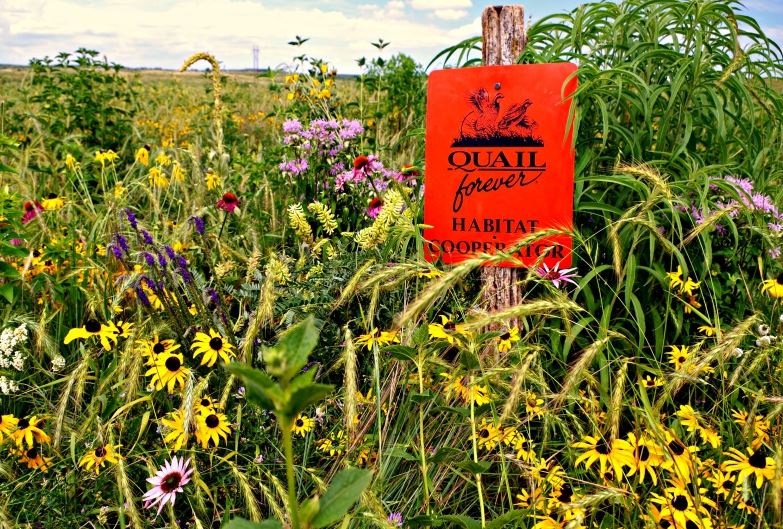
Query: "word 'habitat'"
423 63 577 268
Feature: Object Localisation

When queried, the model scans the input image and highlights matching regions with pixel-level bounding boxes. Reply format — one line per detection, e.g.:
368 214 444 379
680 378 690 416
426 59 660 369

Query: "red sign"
423 63 577 268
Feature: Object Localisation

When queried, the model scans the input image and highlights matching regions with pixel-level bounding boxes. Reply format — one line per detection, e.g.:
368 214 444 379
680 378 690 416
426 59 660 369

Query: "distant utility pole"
252 46 260 71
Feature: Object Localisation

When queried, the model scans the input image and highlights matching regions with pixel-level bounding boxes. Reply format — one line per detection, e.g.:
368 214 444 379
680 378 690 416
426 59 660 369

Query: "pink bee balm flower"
142 456 193 515
536 262 579 288
216 192 241 214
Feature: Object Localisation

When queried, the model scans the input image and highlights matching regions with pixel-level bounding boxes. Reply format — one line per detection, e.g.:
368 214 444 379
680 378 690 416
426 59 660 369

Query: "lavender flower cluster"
683 176 783 258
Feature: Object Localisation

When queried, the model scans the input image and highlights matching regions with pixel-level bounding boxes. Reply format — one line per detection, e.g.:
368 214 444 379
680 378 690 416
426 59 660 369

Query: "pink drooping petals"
216 192 241 214
142 456 194 515
536 262 580 289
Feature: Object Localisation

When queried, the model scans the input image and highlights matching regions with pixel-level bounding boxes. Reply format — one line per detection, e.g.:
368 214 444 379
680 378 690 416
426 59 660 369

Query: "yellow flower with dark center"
707 468 735 498
640 375 664 388
149 167 169 188
668 345 691 371
139 336 181 366
676 405 701 433
428 315 472 344
650 483 713 529
195 411 231 448
135 145 150 166
316 430 346 457
683 294 701 314
761 275 783 298
191 329 235 367
417 268 443 279
78 444 121 475
680 278 700 296
40 193 64 210
731 409 770 449
724 447 776 489
548 483 578 510
497 327 520 353
625 433 670 485
17 444 52 472
0 413 19 441
473 419 502 450
663 431 699 480
195 396 219 416
63 319 119 351
114 320 134 338
529 457 566 487
355 328 400 350
697 325 716 337
145 352 190 393
11 416 50 448
572 435 634 478
161 409 191 450
514 487 546 510
440 373 491 406
666 266 684 289
292 414 314 437
525 392 544 416
514 434 537 462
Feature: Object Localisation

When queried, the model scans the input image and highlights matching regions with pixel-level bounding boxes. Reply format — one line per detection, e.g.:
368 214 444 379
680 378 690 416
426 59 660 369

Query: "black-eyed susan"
650 484 713 529
626 433 670 485
514 434 537 463
760 274 783 298
114 320 134 338
666 266 684 290
548 483 579 511
191 329 235 367
529 457 566 487
11 416 50 448
731 409 770 449
573 435 634 478
195 411 231 448
697 325 716 337
78 444 121 475
139 336 181 366
355 328 400 350
316 430 346 457
640 375 664 389
292 414 315 437
473 419 502 450
63 319 118 351
668 345 692 371
17 444 52 472
440 373 491 406
145 352 190 393
514 486 546 510
525 392 545 417
161 409 192 451
0 413 18 442
497 327 520 353
195 396 219 416
724 447 775 488
135 145 150 166
664 431 700 480
428 315 472 345
707 468 735 499
40 193 65 210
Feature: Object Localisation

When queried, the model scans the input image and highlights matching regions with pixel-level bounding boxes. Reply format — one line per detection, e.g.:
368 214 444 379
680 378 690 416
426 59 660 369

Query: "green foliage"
27 48 138 150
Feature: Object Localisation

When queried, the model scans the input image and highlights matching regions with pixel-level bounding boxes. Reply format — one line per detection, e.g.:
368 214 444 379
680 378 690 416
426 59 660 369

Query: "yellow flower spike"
191 329 235 367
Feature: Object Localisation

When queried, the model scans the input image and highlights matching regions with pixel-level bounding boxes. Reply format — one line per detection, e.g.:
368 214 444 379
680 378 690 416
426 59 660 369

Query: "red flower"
367 197 383 219
216 192 240 214
22 201 44 225
353 155 370 171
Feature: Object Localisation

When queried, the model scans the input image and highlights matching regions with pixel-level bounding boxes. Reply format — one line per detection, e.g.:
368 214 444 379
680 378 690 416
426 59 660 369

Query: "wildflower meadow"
1 1 783 528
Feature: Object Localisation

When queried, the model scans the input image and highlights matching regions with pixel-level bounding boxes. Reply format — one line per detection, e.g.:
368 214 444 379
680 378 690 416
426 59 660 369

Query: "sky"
1 0 782 74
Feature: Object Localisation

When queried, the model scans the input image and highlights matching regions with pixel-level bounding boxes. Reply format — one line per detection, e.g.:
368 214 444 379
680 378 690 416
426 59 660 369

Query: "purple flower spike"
164 246 176 260
190 216 205 235
177 266 193 284
125 208 138 230
135 285 151 307
115 233 129 253
157 253 167 268
141 229 154 245
142 252 156 267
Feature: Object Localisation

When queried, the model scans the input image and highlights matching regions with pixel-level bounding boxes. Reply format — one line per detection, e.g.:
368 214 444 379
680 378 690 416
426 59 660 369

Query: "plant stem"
373 343 383 478
218 211 228 238
469 377 486 528
282 418 300 529
417 358 430 514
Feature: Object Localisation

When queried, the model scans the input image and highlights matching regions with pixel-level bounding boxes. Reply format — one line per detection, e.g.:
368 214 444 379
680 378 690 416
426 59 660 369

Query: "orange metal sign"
423 63 577 268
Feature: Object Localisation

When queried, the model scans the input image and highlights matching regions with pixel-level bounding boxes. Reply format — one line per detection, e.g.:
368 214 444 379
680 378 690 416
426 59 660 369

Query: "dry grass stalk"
499 351 538 424
116 457 143 529
333 259 376 309
609 359 630 441
229 462 262 521
553 334 615 408
53 353 90 448
343 327 359 441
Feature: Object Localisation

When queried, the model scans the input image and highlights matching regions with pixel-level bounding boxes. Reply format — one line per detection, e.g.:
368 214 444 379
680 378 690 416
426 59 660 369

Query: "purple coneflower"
21 201 44 225
536 262 580 289
367 197 383 219
142 456 193 515
216 192 241 214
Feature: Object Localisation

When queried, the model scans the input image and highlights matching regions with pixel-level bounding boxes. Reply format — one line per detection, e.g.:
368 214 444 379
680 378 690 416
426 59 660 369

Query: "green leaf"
267 315 321 380
299 497 320 526
429 446 462 464
409 392 435 403
458 349 480 370
454 460 491 474
412 324 429 345
386 446 418 462
284 383 333 418
406 515 444 528
311 467 372 528
0 284 15 304
225 363 281 410
0 262 20 279
440 515 482 529
223 517 282 529
384 345 417 362
486 509 528 528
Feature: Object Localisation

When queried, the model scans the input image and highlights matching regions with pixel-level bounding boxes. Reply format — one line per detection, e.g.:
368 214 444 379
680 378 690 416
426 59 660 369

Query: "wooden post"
480 6 526 316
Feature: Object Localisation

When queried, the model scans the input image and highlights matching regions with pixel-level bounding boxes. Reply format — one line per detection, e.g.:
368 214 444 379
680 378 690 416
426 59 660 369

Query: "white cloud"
433 8 468 20
0 0 478 72
410 0 471 10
